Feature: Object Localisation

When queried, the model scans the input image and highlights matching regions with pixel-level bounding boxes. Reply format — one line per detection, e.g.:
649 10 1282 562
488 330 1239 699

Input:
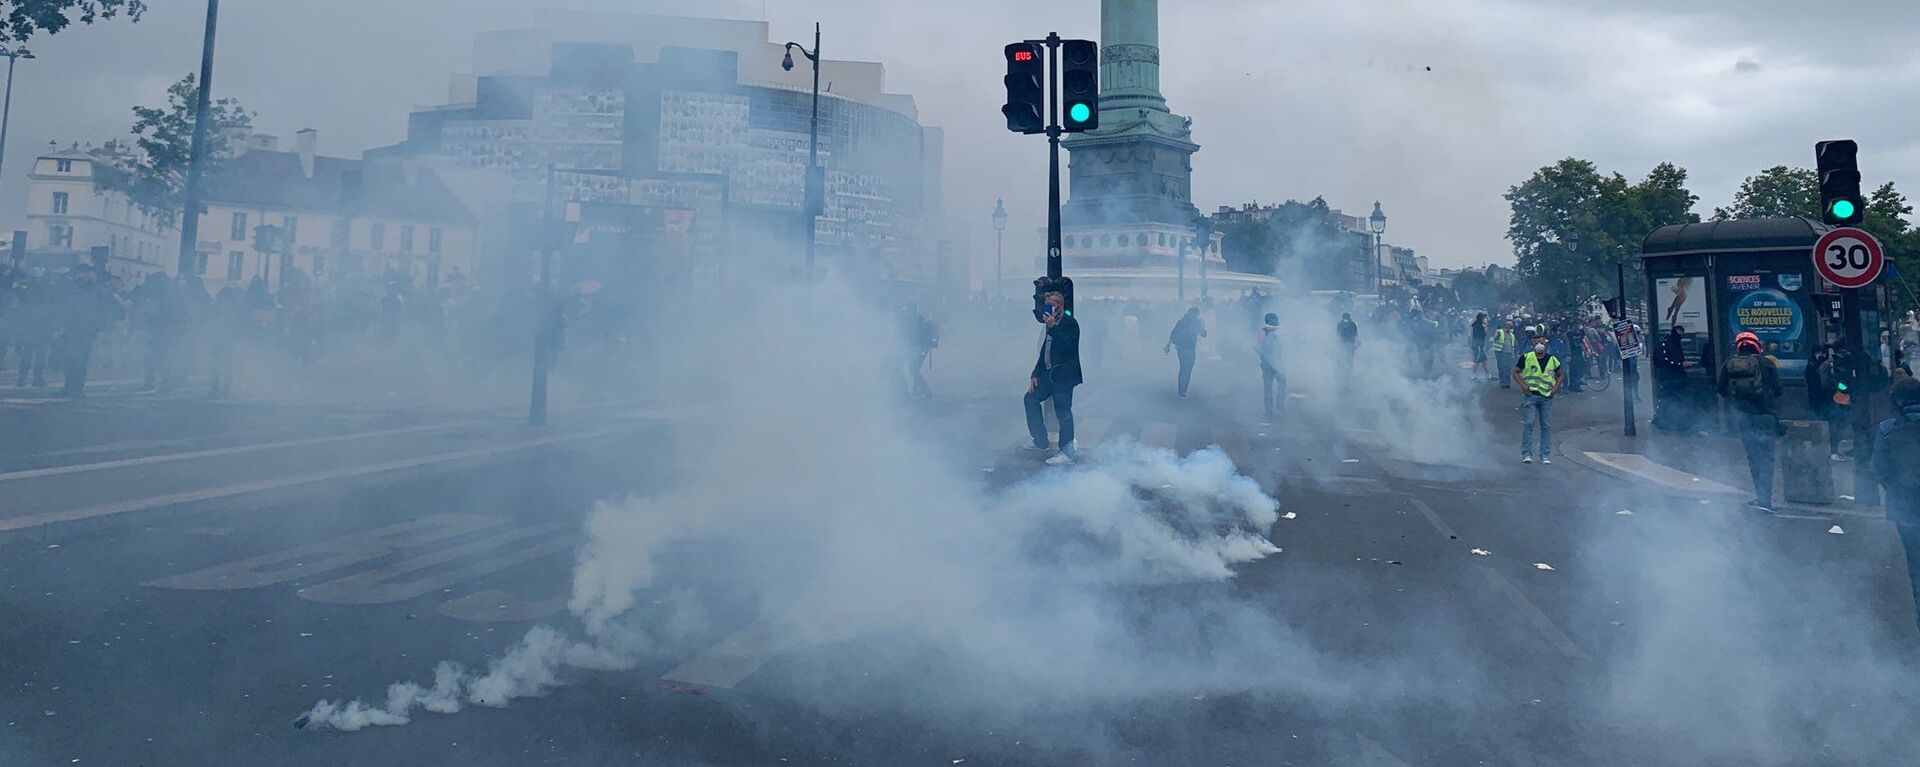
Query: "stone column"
1100 0 1168 112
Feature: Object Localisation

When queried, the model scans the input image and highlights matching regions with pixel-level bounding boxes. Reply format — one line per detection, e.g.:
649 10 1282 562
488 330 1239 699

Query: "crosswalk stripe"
661 621 787 690
144 514 505 590
297 523 574 605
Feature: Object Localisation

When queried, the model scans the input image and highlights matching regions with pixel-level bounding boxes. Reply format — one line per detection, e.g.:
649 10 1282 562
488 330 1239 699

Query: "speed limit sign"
1811 227 1885 289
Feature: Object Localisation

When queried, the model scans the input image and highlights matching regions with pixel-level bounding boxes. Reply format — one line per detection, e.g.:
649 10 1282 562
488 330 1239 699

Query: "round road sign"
1811 227 1885 289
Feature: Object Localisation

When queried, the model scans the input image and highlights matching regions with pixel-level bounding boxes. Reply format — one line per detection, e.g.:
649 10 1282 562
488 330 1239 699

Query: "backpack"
1877 417 1920 496
1725 354 1767 401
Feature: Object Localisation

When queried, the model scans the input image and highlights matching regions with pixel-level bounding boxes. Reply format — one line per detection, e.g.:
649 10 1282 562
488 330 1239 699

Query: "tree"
1216 196 1354 289
0 1 143 43
106 73 252 228
1861 181 1920 316
1505 158 1699 309
1717 166 1817 220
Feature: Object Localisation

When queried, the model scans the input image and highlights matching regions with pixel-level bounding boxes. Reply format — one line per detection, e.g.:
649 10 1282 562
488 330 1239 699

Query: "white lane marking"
145 514 505 590
1580 452 1747 497
1405 497 1586 661
0 425 645 533
299 523 573 605
1139 421 1177 450
0 420 486 483
437 589 569 623
1354 734 1417 766
662 621 788 690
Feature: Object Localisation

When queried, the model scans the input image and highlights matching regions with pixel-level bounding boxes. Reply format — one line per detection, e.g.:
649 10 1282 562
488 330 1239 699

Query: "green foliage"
106 73 252 228
0 0 142 43
1715 166 1818 220
1861 182 1920 315
1214 196 1357 290
1504 159 1699 309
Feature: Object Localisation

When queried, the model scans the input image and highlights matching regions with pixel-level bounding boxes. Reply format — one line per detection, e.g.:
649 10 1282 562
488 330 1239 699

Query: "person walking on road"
1166 306 1206 399
1025 291 1083 465
1871 377 1920 632
1718 331 1783 512
1470 312 1490 382
1255 312 1283 422
1513 329 1563 464
1491 319 1517 387
1337 311 1359 377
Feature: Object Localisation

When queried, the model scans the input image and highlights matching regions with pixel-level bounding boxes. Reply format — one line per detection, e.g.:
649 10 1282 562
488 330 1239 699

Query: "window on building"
331 219 349 247
231 212 248 241
51 192 68 215
1117 235 1129 247
1158 233 1167 247
313 255 326 278
370 222 385 251
228 251 244 281
55 159 72 173
48 224 71 249
195 251 209 276
428 227 442 254
400 224 414 253
1081 236 1092 248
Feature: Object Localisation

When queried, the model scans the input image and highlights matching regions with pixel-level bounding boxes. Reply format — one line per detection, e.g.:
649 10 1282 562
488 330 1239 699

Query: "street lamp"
1368 201 1386 291
1194 214 1214 300
991 198 1007 298
0 47 34 185
782 23 822 281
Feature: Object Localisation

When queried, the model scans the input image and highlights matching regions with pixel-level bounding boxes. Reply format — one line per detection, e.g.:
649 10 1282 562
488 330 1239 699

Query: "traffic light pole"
1045 32 1062 282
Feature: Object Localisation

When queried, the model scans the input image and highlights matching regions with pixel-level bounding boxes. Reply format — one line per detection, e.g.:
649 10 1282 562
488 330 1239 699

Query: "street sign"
1612 319 1642 360
1811 226 1885 289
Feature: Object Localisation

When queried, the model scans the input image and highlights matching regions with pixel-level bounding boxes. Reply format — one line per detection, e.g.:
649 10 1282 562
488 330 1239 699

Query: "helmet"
1734 331 1762 351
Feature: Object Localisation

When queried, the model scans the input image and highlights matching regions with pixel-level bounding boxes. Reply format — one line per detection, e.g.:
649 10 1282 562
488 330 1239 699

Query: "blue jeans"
1176 347 1196 395
1522 393 1553 457
1735 413 1777 507
1024 377 1076 453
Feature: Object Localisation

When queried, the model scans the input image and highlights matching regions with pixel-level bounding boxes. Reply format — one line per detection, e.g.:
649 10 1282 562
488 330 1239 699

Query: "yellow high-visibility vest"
1492 328 1517 352
1520 352 1560 396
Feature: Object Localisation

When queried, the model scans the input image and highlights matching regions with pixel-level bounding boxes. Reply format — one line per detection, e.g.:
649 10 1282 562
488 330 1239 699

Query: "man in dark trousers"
1025 291 1082 465
1255 312 1283 422
1165 306 1206 398
1871 377 1920 633
1718 331 1783 512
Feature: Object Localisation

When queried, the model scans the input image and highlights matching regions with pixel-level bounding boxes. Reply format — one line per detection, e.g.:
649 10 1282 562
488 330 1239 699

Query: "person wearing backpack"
1512 328 1564 464
1165 307 1206 399
1871 377 1920 632
1718 331 1784 512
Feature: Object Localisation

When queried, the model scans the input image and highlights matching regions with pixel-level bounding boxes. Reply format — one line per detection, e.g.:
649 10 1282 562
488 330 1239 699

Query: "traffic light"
1816 139 1864 226
1060 39 1099 133
1002 42 1045 135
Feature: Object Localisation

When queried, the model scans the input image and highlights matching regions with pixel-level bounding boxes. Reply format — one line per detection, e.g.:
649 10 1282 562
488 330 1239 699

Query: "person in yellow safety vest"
1491 319 1519 388
1512 329 1564 464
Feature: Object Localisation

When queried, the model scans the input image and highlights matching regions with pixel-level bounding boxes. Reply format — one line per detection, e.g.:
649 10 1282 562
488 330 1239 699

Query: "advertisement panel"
1722 270 1813 377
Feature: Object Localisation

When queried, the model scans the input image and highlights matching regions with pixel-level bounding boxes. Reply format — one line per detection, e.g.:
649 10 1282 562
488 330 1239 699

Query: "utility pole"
0 48 34 185
175 0 220 276
530 164 556 426
783 24 822 282
1044 32 1062 284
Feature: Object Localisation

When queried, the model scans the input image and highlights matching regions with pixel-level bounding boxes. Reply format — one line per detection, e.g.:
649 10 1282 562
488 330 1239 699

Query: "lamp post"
782 23 822 282
0 47 34 185
991 198 1007 298
1368 201 1386 292
1194 214 1214 301
175 0 221 277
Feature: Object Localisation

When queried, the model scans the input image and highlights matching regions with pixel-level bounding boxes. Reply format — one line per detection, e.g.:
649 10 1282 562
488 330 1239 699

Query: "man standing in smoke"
1513 328 1563 464
1255 312 1283 422
1491 318 1517 387
1166 306 1205 398
1337 311 1359 379
1718 331 1783 512
1025 291 1082 465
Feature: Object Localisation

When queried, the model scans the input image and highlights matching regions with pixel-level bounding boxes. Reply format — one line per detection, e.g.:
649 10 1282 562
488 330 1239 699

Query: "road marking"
437 589 569 623
299 523 573 605
0 424 645 534
1405 497 1586 661
662 621 788 690
145 514 505 590
0 420 487 483
1354 734 1416 766
1580 452 1747 498
1140 421 1177 450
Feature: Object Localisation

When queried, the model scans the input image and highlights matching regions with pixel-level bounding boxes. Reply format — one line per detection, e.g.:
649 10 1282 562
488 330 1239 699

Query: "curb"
1557 425 1885 520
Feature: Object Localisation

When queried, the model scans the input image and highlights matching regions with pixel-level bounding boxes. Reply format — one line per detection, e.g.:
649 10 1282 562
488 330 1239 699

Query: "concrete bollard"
1780 419 1834 505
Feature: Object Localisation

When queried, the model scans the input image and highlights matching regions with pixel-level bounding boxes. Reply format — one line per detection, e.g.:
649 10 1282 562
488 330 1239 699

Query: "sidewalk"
1552 376 1885 519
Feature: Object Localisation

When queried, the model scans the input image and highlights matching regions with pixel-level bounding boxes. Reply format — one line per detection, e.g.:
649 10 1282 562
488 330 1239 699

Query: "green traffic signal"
1830 199 1856 220
1069 102 1091 123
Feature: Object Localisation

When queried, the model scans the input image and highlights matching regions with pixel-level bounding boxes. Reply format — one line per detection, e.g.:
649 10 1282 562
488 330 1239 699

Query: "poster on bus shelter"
1723 271 1811 377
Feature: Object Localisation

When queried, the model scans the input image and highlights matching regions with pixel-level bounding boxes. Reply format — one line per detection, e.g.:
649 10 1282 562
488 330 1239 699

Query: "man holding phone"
1026 291 1083 465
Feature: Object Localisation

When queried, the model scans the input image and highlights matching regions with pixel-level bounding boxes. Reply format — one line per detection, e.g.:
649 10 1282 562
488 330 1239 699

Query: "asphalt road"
3 361 1918 766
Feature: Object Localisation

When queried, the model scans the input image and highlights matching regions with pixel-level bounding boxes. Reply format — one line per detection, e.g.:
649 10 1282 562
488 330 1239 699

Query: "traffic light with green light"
1060 39 1099 133
1002 42 1046 135
1816 139 1864 227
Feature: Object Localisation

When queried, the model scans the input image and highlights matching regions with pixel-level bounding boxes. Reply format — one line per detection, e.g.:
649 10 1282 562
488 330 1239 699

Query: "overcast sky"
3 0 1915 276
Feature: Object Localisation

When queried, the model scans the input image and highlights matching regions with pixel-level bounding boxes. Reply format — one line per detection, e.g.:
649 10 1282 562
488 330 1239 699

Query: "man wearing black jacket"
1025 291 1083 465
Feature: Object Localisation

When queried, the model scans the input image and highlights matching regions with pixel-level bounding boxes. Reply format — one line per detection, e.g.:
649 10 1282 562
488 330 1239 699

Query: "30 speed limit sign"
1811 227 1885 289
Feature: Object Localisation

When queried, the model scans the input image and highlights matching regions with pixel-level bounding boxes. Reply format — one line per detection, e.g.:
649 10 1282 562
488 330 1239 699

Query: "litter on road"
1470 549 1491 556
1615 510 1633 516
1828 525 1846 535
1341 459 1360 464
1534 563 1555 571
1282 512 1297 520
